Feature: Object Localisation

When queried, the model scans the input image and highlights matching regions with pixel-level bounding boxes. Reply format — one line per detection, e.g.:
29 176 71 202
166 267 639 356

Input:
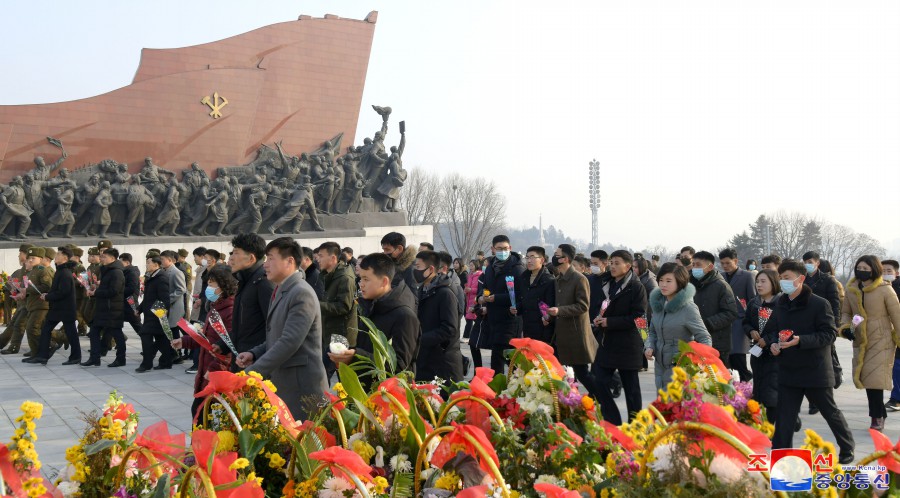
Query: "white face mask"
885 274 897 282
590 265 602 275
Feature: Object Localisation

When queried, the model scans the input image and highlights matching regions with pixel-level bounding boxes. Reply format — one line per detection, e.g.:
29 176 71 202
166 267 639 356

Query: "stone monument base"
0 222 432 271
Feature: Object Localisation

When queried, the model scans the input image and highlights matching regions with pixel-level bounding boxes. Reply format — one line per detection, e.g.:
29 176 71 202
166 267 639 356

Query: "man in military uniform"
0 244 32 354
68 245 88 336
175 249 192 320
22 247 54 356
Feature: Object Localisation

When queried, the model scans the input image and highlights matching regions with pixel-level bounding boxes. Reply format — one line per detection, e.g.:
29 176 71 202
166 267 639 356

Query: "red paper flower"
634 317 648 330
682 341 732 382
534 482 581 498
449 376 497 432
134 421 186 469
104 402 135 421
371 377 410 421
299 420 337 449
509 338 566 378
597 420 637 451
693 403 771 462
778 330 794 343
431 423 499 476
309 446 373 482
190 430 264 498
546 422 583 457
758 307 772 319
326 391 346 412
194 371 249 401
457 485 490 498
869 429 900 474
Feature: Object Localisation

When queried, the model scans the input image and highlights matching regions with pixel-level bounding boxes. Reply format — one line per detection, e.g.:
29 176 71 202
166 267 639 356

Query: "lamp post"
588 159 600 248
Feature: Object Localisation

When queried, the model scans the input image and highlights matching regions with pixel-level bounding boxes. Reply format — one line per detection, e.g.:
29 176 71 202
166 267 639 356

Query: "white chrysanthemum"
390 453 413 473
57 481 80 498
347 432 365 446
535 474 564 486
708 456 744 484
420 467 439 481
320 476 353 498
647 443 679 475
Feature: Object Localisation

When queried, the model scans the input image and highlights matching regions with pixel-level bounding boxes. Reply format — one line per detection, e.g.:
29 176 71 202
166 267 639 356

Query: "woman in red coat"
172 265 238 418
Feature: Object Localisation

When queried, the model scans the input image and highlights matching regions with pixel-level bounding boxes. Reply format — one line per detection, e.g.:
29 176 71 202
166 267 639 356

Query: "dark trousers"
139 333 175 368
773 384 854 454
729 353 753 382
38 319 80 361
594 366 642 424
573 364 622 423
892 356 900 402
490 347 506 374
88 325 125 361
867 389 887 418
125 311 142 334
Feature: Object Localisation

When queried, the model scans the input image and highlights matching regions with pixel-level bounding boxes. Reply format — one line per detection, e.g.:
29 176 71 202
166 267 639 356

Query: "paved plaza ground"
1 324 895 479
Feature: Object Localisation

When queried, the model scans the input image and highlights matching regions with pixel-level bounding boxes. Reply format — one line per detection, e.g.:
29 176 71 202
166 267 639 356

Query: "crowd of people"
2 233 900 464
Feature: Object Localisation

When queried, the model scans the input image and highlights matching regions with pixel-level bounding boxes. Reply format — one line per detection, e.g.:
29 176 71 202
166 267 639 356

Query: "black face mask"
413 268 429 284
551 255 563 266
855 269 873 282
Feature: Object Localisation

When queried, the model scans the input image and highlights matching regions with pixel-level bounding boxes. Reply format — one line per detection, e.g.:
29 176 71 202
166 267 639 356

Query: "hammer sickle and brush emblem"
201 92 229 118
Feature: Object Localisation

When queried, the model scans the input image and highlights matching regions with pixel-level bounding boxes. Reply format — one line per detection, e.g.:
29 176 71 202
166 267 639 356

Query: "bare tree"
398 168 444 226
770 210 823 259
436 173 507 260
641 244 672 262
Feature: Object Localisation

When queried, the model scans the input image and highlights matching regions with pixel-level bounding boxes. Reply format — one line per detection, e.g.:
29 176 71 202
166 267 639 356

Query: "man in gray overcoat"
237 237 327 420
160 251 187 329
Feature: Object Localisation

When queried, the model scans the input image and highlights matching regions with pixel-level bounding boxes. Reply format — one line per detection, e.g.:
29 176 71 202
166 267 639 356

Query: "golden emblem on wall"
201 92 229 119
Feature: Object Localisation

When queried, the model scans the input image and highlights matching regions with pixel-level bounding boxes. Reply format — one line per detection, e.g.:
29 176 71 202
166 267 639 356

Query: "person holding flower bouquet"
644 263 711 390
742 269 783 421
838 255 900 432
135 254 172 372
514 246 556 345
82 248 127 367
172 265 236 417
767 259 855 463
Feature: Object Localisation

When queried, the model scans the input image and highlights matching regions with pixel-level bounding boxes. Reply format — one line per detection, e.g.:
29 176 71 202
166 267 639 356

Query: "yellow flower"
562 468 579 487
216 430 236 454
296 478 318 496
373 476 389 493
263 380 277 392
152 308 166 318
246 471 263 486
268 452 286 469
435 471 462 491
333 383 348 399
248 371 263 379
581 396 595 411
20 401 43 420
229 458 250 470
247 378 257 387
351 439 376 463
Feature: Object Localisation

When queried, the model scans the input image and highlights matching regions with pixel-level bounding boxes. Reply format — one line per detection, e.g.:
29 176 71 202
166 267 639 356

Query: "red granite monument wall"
0 11 378 183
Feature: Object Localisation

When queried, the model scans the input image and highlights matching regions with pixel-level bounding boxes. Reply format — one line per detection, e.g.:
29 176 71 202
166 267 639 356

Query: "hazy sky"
2 1 898 254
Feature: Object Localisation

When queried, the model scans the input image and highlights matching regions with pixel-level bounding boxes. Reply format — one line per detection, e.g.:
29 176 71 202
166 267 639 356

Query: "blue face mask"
495 251 510 262
805 263 816 275
780 277 799 294
748 265 757 271
691 268 706 280
205 286 220 303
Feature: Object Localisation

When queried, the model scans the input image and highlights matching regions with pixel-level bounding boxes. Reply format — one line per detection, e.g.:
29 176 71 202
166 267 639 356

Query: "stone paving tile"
2 325 899 477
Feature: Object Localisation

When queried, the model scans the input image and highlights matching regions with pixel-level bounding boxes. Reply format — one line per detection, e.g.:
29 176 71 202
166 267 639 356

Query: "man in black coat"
883 260 900 411
82 248 127 367
381 232 419 301
119 253 143 334
514 246 555 344
215 234 273 370
477 235 526 372
300 246 325 300
136 255 172 372
690 250 738 368
28 246 80 365
591 250 648 424
414 250 464 384
803 251 844 399
767 259 854 463
330 254 420 387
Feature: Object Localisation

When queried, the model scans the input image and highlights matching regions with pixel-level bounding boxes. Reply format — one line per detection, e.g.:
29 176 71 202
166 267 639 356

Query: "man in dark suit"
119 253 143 334
768 259 854 464
236 237 326 420
802 250 845 416
300 246 325 300
719 248 757 382
82 248 126 367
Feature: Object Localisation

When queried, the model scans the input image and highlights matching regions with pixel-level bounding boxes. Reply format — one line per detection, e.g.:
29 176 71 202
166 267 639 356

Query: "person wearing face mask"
477 235 526 373
414 250 464 384
513 246 556 345
746 259 759 276
719 248 757 383
767 259 855 463
881 260 900 412
172 265 237 417
189 247 207 322
801 251 844 415
135 254 172 372
837 256 900 432
689 251 739 368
